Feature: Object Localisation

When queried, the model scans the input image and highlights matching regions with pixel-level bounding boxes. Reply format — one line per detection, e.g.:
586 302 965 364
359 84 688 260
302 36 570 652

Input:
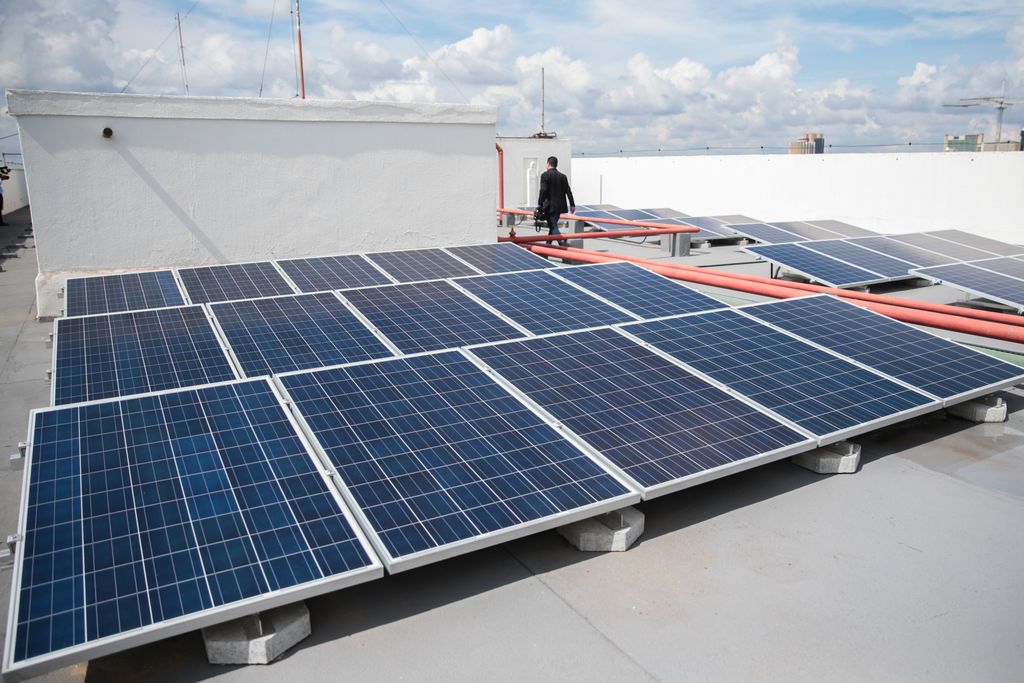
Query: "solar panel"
640 208 689 218
453 270 637 335
727 223 807 244
339 280 526 354
208 293 395 377
965 257 1024 280
277 352 638 570
800 240 917 279
550 262 725 319
742 295 1024 404
177 262 296 304
889 233 996 261
805 220 879 238
275 254 394 292
574 210 622 223
745 243 888 288
364 248 481 282
667 216 731 237
610 209 658 221
847 236 958 267
769 221 847 240
656 217 724 240
910 264 1024 312
468 329 814 497
53 306 237 406
713 215 760 225
64 271 186 317
924 230 1023 257
445 243 556 274
6 379 381 680
622 309 938 441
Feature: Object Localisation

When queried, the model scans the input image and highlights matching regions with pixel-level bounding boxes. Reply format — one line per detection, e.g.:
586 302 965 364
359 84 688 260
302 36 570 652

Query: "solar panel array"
744 243 891 288
364 248 481 282
911 261 1024 312
276 254 394 292
573 209 760 241
22 237 1024 678
64 271 186 317
445 243 555 274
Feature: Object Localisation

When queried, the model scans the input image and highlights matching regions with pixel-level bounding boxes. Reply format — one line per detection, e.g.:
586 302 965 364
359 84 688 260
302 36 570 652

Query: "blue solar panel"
364 248 480 282
968 257 1024 280
742 295 1024 403
745 243 888 287
574 210 621 223
276 254 394 292
65 271 185 317
177 262 296 304
800 240 917 279
611 209 658 221
847 236 958 267
622 309 938 440
924 230 1023 257
454 270 637 335
278 352 636 569
469 329 813 495
340 280 525 354
911 264 1024 312
806 220 878 238
890 233 996 261
665 216 730 237
209 293 394 377
53 307 237 406
639 208 688 218
445 243 555 274
768 221 847 240
551 262 725 319
728 223 807 244
9 380 379 677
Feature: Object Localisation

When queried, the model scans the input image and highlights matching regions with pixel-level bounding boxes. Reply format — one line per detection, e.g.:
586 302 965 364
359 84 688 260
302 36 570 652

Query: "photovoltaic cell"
209 293 394 377
742 295 1024 402
364 248 480 283
640 208 688 218
924 230 1023 257
469 329 813 494
551 262 725 319
889 233 995 261
910 263 1024 311
53 306 237 406
806 220 878 238
800 240 917 279
278 352 635 568
966 257 1024 280
65 271 185 317
454 270 637 335
727 223 807 244
745 243 887 287
847 236 958 267
768 221 847 240
340 280 525 354
445 243 555 274
611 209 659 221
275 254 393 292
623 309 937 439
8 380 378 676
177 262 296 304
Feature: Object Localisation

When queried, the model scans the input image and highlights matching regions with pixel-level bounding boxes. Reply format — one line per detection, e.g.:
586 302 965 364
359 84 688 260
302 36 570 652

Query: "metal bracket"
6 534 22 554
58 289 64 300
45 332 53 349
44 369 52 384
9 442 26 471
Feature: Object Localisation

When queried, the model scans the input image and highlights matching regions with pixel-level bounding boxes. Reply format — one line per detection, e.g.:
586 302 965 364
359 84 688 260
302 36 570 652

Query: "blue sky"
1 0 1022 154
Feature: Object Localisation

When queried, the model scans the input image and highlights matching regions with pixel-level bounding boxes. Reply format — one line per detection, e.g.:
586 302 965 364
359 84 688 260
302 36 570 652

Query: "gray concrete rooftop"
2 210 1023 681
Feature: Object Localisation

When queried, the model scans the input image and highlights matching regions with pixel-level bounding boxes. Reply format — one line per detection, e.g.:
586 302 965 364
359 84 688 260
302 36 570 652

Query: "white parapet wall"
496 136 573 209
571 152 1024 244
7 89 498 317
1 168 29 215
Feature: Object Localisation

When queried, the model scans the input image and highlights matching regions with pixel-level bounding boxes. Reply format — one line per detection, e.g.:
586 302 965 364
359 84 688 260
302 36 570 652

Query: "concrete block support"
558 506 644 552
203 602 311 665
791 441 862 474
947 395 1007 423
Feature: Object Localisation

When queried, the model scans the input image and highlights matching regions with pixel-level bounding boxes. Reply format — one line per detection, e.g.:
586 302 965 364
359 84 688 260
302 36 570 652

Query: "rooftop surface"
1 208 1022 681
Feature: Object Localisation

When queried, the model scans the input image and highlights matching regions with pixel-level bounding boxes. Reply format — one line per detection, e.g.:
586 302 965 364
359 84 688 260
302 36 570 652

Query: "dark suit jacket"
538 167 575 216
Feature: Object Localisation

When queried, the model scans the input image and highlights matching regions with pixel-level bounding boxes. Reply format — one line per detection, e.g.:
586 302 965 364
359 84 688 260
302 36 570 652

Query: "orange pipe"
497 207 698 232
495 143 505 213
554 245 1024 329
527 244 1024 344
500 228 694 244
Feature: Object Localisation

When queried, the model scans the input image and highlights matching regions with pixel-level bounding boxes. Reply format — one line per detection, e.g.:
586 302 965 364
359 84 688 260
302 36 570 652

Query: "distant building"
944 133 983 152
981 141 1019 152
789 132 825 154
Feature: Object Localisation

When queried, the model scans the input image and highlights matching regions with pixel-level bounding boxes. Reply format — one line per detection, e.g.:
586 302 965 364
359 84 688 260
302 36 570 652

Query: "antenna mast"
944 82 1018 144
176 12 190 96
295 0 306 99
531 68 555 138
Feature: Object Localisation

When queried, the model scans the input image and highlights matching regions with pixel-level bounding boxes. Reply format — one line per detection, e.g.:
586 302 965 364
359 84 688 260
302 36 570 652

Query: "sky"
1 0 1023 156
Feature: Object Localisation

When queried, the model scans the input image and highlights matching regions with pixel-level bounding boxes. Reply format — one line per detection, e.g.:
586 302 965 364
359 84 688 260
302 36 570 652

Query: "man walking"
537 156 575 247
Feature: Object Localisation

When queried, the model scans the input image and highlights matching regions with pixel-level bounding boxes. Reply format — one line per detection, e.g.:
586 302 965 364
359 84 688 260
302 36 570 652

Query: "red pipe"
551 244 1024 329
527 244 1024 344
500 227 694 244
495 143 505 214
497 207 698 233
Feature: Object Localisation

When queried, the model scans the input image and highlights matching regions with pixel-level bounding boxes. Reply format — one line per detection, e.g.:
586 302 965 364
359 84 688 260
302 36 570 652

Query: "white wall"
572 152 1024 243
496 137 573 208
8 90 497 317
1 168 28 215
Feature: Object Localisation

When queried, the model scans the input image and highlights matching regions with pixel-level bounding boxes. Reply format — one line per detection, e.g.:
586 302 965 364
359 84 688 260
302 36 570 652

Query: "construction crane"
943 83 1019 144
